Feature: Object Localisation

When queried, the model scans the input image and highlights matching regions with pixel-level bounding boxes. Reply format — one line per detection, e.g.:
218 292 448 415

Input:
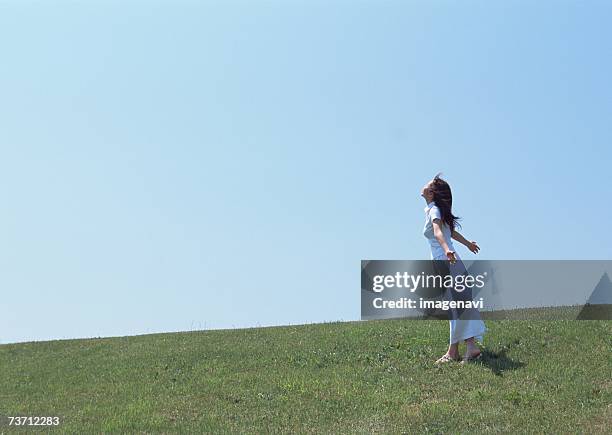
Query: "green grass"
1 319 610 433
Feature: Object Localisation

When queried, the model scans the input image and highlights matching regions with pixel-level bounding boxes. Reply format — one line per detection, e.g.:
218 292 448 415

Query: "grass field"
1 319 610 433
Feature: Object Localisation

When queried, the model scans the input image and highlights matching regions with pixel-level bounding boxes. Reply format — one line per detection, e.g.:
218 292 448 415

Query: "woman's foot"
460 350 482 364
435 352 460 364
460 338 482 364
435 342 460 364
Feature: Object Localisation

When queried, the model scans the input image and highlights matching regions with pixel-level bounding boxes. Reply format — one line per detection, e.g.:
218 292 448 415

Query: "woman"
421 174 486 364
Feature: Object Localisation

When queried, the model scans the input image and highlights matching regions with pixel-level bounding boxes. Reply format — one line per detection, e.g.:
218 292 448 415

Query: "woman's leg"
448 319 459 357
436 321 460 363
447 342 459 358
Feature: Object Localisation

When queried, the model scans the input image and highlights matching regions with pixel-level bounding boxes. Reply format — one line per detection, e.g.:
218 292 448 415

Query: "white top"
423 201 455 260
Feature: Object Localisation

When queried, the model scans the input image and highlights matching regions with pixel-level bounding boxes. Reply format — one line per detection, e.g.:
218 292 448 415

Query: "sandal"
435 353 460 364
460 351 482 364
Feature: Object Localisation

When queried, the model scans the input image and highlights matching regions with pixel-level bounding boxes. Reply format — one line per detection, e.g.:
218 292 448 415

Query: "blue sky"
1 0 611 344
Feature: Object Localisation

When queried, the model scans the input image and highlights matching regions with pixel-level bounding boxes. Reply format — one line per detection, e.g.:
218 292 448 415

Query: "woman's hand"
446 250 457 264
451 230 480 254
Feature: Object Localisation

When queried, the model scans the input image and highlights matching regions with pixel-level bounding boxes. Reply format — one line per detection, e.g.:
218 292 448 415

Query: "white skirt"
432 252 487 344
449 318 486 345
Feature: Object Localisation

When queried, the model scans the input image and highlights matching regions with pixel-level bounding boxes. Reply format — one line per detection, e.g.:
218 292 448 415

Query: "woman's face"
421 180 434 202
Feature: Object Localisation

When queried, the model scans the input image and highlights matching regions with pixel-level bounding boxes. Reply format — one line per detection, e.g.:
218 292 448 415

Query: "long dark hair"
430 173 461 232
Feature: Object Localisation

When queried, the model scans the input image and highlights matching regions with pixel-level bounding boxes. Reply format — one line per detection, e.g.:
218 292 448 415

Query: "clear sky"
1 1 611 344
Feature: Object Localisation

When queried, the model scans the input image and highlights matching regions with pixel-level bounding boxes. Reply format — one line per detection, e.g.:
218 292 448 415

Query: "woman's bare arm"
432 219 456 263
451 229 480 254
